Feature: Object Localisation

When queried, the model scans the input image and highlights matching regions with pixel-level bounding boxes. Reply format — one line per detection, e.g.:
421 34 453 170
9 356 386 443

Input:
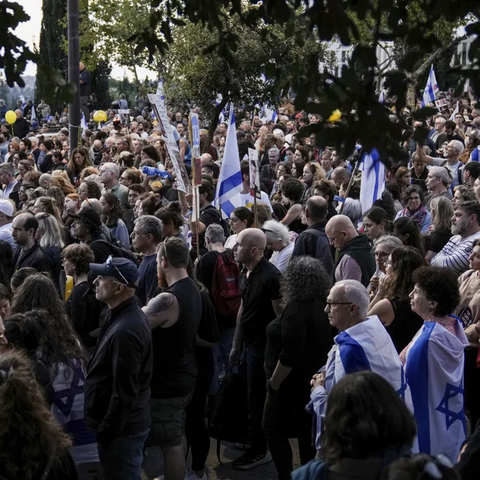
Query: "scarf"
400 204 428 231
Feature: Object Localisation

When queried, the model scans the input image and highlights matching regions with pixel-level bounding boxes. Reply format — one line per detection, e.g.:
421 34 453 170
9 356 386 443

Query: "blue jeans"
209 327 235 395
98 428 149 480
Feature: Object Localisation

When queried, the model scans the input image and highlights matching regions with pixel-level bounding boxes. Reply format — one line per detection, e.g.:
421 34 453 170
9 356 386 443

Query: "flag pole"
254 194 258 228
338 159 361 214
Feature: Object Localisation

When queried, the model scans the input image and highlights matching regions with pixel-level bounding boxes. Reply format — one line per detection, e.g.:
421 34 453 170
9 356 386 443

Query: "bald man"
230 228 282 469
325 214 375 287
292 196 334 274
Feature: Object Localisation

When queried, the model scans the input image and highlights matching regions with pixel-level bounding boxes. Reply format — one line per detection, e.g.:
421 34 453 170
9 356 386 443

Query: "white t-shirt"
232 191 273 211
224 234 237 250
269 243 294 274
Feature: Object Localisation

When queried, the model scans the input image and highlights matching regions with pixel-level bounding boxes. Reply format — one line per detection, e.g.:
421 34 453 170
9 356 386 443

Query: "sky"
14 0 156 80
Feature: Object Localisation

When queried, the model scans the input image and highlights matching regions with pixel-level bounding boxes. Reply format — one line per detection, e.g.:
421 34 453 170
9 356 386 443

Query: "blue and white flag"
31 105 36 121
405 318 468 462
215 93 227 125
359 148 385 214
80 112 88 131
421 64 439 108
260 104 278 123
308 316 412 449
215 103 243 219
378 90 385 103
450 101 459 121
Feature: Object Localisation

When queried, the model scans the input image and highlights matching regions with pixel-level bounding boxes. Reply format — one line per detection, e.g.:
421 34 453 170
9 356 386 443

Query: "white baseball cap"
0 199 14 217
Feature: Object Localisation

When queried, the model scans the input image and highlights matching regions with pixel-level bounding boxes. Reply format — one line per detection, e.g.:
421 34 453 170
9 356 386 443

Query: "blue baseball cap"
89 256 139 287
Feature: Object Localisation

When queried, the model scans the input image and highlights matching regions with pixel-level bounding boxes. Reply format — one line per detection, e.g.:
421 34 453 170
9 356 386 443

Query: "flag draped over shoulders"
308 316 411 449
405 319 468 461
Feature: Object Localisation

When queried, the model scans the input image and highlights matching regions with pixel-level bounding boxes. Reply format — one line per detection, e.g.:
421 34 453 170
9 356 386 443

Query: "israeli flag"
31 105 37 121
215 94 227 124
308 316 412 449
81 112 88 131
214 103 243 219
404 318 469 462
260 104 278 123
450 101 459 121
378 90 385 103
359 148 385 214
421 64 439 108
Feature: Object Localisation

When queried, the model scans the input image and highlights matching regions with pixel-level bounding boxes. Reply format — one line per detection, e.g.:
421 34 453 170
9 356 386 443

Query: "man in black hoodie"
326 214 375 287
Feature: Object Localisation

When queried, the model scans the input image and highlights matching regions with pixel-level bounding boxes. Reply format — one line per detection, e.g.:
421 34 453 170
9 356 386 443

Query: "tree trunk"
203 98 227 154
406 77 417 110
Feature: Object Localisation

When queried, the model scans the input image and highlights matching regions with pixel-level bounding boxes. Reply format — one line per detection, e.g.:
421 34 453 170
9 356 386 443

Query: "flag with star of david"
405 318 469 462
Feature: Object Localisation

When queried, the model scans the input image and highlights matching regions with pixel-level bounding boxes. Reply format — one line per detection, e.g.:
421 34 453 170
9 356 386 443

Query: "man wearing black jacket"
86 256 153 480
12 109 30 138
291 196 334 274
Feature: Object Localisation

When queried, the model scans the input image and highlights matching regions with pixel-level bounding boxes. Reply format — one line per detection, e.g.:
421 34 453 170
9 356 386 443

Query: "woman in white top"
224 206 254 250
263 219 294 274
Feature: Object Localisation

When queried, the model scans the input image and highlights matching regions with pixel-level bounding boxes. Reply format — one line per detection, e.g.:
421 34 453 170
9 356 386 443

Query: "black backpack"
208 372 249 464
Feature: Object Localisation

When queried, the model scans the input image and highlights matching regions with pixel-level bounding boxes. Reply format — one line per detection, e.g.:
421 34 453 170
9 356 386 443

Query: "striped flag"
81 112 88 131
405 318 468 461
31 105 37 121
359 148 385 214
421 65 439 108
378 90 385 103
260 104 278 123
214 103 243 219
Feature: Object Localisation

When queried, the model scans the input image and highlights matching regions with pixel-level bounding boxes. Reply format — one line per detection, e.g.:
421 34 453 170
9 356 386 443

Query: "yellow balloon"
93 110 107 122
5 110 16 124
327 109 342 123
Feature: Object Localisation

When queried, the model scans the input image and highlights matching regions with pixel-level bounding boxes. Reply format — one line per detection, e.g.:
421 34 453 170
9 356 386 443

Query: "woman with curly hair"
293 371 416 480
0 349 78 480
368 246 425 352
394 185 432 234
10 274 99 469
278 176 306 234
66 147 92 186
99 192 130 248
79 166 99 182
402 267 468 461
263 256 333 480
302 162 326 202
50 172 76 195
62 243 102 350
78 178 102 202
135 192 162 219
453 183 477 207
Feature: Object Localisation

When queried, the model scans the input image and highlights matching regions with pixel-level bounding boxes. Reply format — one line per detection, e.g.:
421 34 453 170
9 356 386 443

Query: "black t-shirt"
265 299 333 403
387 298 424 353
136 254 158 307
195 249 237 330
425 227 453 254
240 258 282 348
151 277 202 398
65 281 103 348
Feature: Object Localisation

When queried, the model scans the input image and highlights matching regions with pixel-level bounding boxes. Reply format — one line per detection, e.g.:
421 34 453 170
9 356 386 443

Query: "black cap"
71 206 102 229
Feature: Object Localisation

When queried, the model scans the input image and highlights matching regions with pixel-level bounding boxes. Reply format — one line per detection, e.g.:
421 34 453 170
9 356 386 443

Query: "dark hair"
321 371 416 463
292 161 305 179
386 183 402 201
384 246 425 300
363 206 391 230
383 454 460 480
203 163 220 179
4 311 45 355
393 217 424 255
199 178 215 202
129 183 147 195
282 176 304 203
160 236 189 269
101 192 122 228
455 200 480 226
296 146 309 162
277 161 292 176
19 213 39 235
140 192 162 215
413 266 460 316
464 162 480 180
403 184 425 206
42 139 54 151
11 274 85 367
61 243 95 276
372 190 396 220
20 137 32 149
445 119 456 130
0 240 13 287
313 179 337 202
232 206 254 227
0 283 11 303
142 145 161 163
10 267 38 292
67 147 92 175
122 168 142 184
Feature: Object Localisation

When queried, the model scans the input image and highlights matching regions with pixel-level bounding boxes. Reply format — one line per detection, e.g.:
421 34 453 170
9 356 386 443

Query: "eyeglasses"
106 255 129 285
131 231 146 237
326 301 352 308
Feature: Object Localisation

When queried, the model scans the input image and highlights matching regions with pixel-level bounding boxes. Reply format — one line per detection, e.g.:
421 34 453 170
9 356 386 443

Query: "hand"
229 347 240 365
310 371 326 390
377 275 390 297
369 275 380 291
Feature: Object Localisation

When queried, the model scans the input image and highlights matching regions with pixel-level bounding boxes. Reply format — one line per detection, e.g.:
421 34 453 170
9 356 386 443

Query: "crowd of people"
1 89 480 480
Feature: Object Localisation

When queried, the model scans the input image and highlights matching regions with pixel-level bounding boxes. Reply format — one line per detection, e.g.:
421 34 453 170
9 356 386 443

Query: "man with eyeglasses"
308 280 410 453
11 212 52 276
85 256 153 480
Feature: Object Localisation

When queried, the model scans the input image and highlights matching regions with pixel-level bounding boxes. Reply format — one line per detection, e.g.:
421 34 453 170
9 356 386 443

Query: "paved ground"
143 440 301 480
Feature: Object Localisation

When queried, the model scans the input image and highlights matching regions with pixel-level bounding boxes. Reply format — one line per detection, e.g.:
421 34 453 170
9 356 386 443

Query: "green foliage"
91 60 113 109
161 14 332 131
109 77 138 106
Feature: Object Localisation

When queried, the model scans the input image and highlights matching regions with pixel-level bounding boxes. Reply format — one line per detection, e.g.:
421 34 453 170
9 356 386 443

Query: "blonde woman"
424 196 454 263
